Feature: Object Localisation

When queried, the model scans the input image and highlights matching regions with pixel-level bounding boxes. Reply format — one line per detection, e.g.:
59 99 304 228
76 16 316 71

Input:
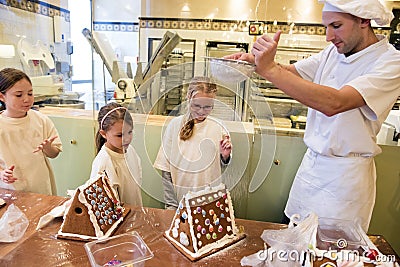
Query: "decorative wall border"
138 17 392 37
93 21 139 32
0 0 70 21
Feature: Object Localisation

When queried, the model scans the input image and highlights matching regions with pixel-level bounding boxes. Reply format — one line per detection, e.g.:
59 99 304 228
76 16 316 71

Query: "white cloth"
285 149 376 232
90 144 142 206
319 0 394 26
286 35 400 231
154 115 227 201
0 110 62 195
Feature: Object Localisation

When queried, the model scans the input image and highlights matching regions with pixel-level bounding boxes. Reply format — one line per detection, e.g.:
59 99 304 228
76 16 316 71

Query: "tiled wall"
93 21 139 32
0 0 70 21
139 17 392 37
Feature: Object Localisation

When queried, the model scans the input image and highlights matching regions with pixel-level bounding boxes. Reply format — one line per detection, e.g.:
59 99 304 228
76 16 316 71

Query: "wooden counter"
0 189 399 266
0 189 67 258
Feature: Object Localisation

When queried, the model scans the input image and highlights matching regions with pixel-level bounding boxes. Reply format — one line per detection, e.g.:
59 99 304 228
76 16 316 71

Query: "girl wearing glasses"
154 76 232 209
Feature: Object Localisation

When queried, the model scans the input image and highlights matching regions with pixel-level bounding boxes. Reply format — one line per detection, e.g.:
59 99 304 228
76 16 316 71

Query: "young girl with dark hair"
89 102 142 206
0 68 62 195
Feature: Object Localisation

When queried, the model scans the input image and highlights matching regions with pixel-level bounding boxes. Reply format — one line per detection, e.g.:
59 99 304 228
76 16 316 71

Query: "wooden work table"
0 189 399 266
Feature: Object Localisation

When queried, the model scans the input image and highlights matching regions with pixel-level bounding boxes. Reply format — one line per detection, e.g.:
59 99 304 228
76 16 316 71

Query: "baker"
226 0 400 231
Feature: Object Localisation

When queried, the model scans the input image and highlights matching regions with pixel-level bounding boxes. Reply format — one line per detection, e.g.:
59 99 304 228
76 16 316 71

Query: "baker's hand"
0 165 17 184
251 31 282 76
33 135 58 153
220 135 232 161
223 52 255 64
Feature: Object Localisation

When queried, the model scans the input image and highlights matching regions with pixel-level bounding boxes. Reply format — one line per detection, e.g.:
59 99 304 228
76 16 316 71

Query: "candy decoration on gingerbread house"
164 183 245 261
57 171 130 241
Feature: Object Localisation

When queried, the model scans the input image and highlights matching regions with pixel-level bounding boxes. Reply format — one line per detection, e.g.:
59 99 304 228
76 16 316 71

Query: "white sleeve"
153 120 175 172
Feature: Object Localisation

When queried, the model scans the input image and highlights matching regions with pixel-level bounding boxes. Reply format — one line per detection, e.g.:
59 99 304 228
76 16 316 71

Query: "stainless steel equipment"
17 38 64 97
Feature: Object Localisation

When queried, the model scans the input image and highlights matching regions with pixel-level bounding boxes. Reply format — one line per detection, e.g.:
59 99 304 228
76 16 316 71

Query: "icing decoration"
205 219 210 226
206 233 211 240
181 212 188 220
180 232 189 246
212 233 217 239
218 225 223 232
172 228 178 238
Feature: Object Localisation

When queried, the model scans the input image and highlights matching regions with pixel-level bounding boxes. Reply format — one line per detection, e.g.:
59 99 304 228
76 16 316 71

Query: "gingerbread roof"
57 171 129 241
164 184 245 261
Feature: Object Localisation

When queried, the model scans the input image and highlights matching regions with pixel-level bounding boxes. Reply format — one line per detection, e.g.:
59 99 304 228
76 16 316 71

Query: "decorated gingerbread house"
57 171 130 241
164 183 245 261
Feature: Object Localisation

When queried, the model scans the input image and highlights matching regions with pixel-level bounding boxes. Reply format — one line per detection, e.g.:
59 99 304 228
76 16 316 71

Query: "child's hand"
0 165 17 184
33 135 58 153
220 135 232 160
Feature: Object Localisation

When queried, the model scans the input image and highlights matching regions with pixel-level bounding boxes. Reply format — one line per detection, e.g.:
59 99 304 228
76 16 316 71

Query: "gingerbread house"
164 183 245 261
57 171 130 241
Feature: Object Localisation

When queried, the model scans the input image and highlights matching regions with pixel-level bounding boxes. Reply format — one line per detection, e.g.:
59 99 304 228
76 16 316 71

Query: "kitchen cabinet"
369 145 400 256
48 114 96 197
245 134 307 223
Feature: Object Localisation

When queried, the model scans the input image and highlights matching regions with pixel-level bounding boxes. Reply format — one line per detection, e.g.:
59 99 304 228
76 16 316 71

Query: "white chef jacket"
285 35 400 231
90 144 143 206
153 115 228 201
0 110 62 195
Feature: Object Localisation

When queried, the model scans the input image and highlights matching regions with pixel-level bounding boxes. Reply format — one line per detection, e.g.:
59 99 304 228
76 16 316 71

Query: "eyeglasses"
190 103 214 111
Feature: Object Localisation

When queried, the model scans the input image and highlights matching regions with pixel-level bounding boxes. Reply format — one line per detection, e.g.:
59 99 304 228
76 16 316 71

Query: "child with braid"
154 76 232 209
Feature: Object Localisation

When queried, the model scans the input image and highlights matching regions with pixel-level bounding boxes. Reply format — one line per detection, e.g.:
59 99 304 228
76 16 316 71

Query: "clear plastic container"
84 231 154 267
317 218 367 250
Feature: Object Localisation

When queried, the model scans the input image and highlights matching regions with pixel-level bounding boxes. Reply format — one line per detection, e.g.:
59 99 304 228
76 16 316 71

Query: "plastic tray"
84 231 154 267
317 218 367 250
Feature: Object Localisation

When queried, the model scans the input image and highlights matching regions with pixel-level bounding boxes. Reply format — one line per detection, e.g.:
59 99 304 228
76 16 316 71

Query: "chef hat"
318 0 394 26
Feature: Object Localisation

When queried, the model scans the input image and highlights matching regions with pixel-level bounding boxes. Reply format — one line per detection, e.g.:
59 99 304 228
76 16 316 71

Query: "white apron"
284 149 376 232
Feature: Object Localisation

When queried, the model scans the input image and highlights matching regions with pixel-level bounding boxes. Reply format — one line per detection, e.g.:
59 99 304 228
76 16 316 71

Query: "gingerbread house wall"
60 189 96 236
